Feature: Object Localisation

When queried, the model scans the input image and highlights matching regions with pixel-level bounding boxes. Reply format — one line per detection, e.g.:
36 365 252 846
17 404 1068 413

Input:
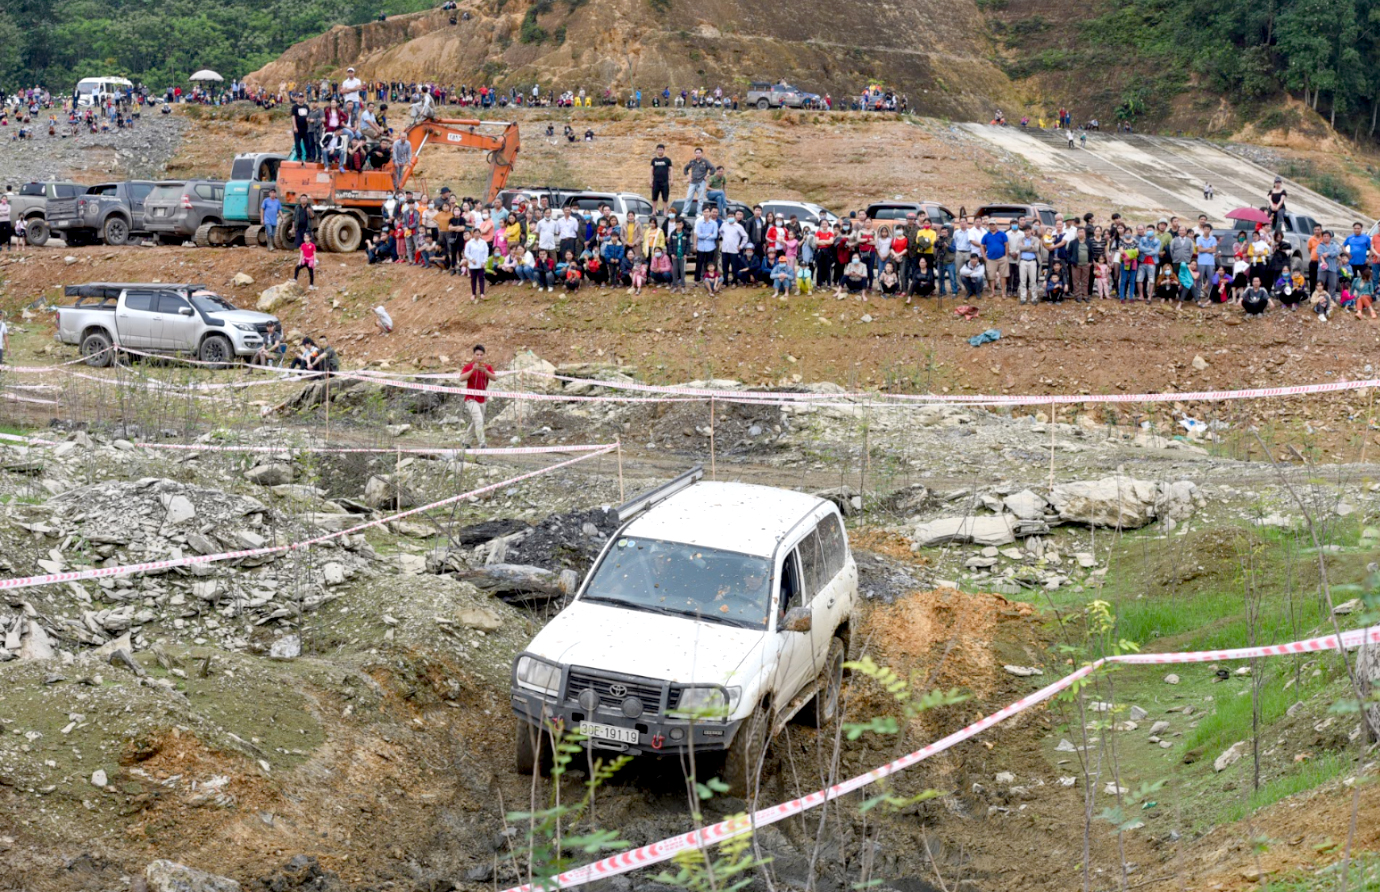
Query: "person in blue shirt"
738 245 766 284
1343 222 1372 279
980 221 1008 296
694 207 721 282
260 189 282 250
769 252 792 296
1136 229 1163 300
1315 230 1342 297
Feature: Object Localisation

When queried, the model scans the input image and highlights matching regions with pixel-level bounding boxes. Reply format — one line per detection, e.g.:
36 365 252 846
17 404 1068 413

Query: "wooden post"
1361 387 1375 467
615 438 625 502
1048 401 1057 489
324 374 331 443
709 396 717 480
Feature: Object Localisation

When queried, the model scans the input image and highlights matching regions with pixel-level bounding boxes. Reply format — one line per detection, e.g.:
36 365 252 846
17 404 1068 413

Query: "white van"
75 77 133 107
511 470 857 794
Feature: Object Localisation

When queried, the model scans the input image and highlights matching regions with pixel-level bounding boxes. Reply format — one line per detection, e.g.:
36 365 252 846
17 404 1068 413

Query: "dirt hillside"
245 2 1017 118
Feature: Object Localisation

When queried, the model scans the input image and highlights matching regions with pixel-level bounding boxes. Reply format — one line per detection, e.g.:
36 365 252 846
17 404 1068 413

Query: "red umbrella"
1225 207 1271 224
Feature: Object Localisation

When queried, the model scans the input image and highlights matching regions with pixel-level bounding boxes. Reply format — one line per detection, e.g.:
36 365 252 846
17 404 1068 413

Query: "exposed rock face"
244 3 1014 118
1049 476 1159 529
145 860 241 892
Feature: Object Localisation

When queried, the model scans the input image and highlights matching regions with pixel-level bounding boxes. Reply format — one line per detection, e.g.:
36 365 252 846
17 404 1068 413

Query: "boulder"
18 621 56 661
145 860 241 892
911 515 1017 548
509 350 560 392
1214 740 1247 772
1002 489 1048 520
256 281 303 313
232 272 255 286
244 463 294 487
457 607 503 632
1154 480 1203 527
268 635 301 661
1049 475 1158 528
363 474 414 510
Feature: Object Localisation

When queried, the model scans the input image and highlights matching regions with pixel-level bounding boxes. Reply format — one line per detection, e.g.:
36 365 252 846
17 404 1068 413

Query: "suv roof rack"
615 465 704 522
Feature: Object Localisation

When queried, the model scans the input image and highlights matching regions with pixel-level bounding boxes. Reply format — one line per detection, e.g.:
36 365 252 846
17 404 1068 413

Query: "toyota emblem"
608 683 628 697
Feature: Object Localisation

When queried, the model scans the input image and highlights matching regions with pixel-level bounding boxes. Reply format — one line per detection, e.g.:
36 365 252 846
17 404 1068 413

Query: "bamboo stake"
1049 401 1057 489
616 438 625 502
1361 387 1375 467
709 396 716 480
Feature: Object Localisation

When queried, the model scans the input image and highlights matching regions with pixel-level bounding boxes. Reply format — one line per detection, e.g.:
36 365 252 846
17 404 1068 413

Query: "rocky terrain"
0 114 188 186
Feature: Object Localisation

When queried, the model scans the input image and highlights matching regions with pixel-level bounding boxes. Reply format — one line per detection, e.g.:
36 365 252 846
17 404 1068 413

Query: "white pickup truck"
511 470 857 795
56 282 279 367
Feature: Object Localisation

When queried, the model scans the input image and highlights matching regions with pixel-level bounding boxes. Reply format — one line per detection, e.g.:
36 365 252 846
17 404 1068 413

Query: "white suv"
511 474 857 794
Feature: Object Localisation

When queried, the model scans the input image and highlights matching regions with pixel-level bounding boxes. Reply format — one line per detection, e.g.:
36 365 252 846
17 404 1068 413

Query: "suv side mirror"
782 606 812 634
178 307 194 316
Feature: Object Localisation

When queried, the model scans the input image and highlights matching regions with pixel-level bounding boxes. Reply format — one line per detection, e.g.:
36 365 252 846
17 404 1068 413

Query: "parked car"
975 203 1059 227
511 469 856 795
745 82 820 110
1237 213 1320 271
497 186 578 212
144 180 227 244
670 198 752 220
561 191 655 223
11 181 87 246
759 200 838 233
865 201 955 228
45 181 162 246
56 282 277 367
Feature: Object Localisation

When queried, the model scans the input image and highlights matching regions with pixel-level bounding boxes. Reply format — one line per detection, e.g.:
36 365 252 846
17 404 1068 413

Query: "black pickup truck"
45 181 161 246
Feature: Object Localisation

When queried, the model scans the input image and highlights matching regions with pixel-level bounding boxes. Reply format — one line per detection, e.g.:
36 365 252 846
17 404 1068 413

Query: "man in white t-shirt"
535 209 558 252
341 67 364 121
0 315 9 366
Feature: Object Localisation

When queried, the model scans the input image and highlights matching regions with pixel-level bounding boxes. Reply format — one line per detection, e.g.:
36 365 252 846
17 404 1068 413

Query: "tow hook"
651 734 665 750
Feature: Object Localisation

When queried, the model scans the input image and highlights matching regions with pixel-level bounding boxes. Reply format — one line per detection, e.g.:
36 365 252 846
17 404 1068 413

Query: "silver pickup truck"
56 282 279 367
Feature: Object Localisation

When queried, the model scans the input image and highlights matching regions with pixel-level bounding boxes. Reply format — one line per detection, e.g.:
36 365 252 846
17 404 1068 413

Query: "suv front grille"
566 668 666 713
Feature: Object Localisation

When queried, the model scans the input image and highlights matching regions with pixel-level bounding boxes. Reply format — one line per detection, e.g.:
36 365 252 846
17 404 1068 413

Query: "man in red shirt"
458 344 495 448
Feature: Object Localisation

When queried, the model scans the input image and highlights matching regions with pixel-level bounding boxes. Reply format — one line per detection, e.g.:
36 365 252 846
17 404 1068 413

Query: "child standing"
1093 259 1111 299
295 233 317 290
630 257 647 295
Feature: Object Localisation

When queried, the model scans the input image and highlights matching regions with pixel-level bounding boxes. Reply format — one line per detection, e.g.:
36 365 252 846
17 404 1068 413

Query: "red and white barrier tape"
0 430 616 458
0 444 616 592
501 621 1380 892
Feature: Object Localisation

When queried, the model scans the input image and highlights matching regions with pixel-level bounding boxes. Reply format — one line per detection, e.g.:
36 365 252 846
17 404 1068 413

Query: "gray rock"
1164 673 1180 685
18 620 56 661
1055 739 1078 753
1155 480 1203 525
186 533 219 555
1003 664 1043 677
91 769 107 787
911 515 1017 547
245 463 294 487
1214 740 1247 772
162 495 196 525
457 607 503 632
321 563 346 586
145 860 241 892
1050 476 1158 528
364 474 414 509
965 556 999 569
1002 489 1048 520
1149 721 1171 735
269 635 301 661
1129 705 1149 721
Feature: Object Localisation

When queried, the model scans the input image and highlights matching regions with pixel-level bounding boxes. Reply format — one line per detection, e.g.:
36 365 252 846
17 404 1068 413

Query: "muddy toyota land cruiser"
511 469 856 794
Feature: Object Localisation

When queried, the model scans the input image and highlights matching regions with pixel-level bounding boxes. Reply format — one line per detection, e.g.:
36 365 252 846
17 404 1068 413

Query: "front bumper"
511 690 743 756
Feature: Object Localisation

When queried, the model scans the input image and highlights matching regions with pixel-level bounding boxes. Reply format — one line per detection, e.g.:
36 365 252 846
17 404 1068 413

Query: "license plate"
578 721 639 744
154 208 168 216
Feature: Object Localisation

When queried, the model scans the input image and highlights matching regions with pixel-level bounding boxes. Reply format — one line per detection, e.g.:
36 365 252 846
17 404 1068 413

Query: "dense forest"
0 0 433 90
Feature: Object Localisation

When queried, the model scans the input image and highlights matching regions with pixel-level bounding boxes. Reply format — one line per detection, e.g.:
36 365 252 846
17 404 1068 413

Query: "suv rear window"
149 185 183 202
54 184 82 199
869 207 911 221
20 183 45 197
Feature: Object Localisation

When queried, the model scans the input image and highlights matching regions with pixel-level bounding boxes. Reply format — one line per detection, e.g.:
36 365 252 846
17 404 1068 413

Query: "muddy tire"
26 218 50 247
198 334 235 368
331 214 363 253
756 98 769 110
514 721 553 776
80 331 114 367
103 216 129 246
723 702 769 799
318 215 341 252
800 637 845 727
273 217 294 251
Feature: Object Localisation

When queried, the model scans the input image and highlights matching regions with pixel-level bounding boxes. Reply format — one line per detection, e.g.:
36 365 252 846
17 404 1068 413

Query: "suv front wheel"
722 701 769 799
514 721 554 776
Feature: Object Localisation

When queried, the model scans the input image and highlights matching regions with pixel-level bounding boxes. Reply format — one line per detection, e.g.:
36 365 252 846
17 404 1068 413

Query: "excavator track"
244 225 264 248
192 223 215 248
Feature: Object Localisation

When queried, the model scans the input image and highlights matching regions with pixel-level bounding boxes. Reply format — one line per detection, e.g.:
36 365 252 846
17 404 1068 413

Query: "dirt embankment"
245 0 1016 118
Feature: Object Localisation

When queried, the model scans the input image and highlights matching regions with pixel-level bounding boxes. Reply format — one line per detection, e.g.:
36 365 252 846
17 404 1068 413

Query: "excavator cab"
274 118 519 253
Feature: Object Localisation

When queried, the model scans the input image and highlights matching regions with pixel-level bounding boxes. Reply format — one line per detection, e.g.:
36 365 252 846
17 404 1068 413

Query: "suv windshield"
582 537 772 629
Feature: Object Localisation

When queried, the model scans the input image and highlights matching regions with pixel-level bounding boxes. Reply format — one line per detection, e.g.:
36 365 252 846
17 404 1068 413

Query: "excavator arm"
397 118 520 204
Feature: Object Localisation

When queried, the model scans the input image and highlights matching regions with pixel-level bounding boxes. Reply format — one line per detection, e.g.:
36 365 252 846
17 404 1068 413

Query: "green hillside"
0 0 434 90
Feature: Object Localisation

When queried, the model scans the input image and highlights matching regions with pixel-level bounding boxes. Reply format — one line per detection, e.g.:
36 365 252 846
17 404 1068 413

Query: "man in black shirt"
290 94 311 162
650 144 672 216
745 205 767 256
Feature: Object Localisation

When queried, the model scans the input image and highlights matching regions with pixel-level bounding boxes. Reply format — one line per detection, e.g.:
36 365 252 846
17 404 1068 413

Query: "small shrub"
552 24 566 45
649 0 671 12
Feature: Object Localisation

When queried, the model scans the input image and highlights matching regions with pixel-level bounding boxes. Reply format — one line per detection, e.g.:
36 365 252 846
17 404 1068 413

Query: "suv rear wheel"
80 331 114 367
103 216 129 246
756 98 769 110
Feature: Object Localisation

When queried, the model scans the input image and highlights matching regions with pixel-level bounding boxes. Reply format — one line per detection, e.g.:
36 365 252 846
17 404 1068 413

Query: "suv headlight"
233 323 257 332
515 655 562 697
671 685 740 719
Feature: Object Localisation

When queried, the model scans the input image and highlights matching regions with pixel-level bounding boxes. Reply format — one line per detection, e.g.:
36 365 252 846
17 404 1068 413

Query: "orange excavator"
273 116 520 253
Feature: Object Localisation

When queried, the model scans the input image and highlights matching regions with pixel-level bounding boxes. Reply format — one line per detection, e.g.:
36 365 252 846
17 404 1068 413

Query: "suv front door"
153 292 200 350
772 550 818 701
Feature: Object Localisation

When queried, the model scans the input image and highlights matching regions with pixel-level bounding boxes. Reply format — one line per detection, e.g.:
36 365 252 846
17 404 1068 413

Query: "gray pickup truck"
11 181 87 246
56 282 279 367
45 181 161 247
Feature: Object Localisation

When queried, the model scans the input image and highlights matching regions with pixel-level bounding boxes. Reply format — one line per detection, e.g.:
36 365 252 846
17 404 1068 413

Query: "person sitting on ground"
1337 276 1356 310
1308 282 1331 321
701 261 723 295
374 305 394 335
564 124 576 143
769 252 792 296
877 260 901 299
908 256 935 304
960 254 986 297
1354 267 1376 319
1045 266 1067 303
1276 271 1305 311
366 233 395 264
1241 276 1270 316
252 322 287 366
289 337 319 371
839 252 868 299
563 254 583 291
418 234 445 269
738 245 765 285
1153 265 1178 301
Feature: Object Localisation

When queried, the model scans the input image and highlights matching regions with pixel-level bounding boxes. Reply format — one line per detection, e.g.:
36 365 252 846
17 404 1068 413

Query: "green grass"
1217 751 1352 825
1271 854 1380 892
